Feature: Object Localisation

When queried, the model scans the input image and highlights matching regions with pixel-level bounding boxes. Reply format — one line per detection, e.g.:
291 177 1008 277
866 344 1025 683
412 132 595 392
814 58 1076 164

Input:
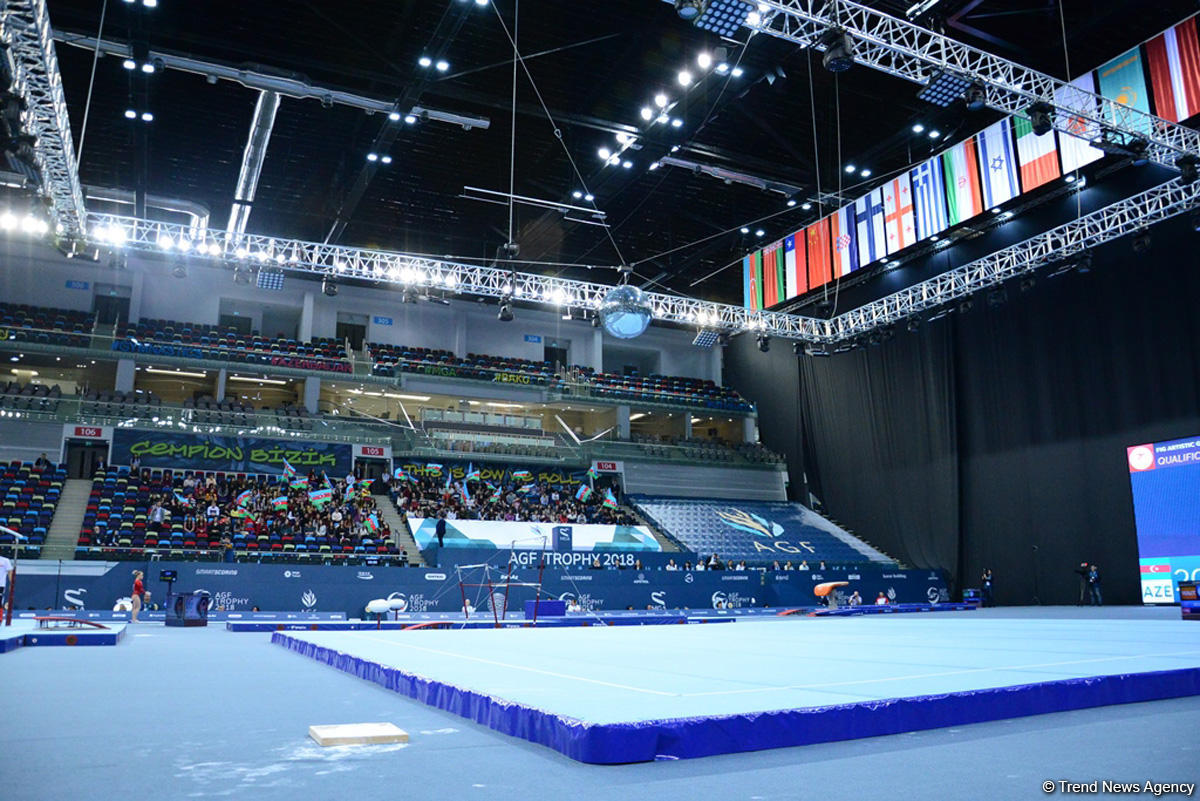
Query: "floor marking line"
331 632 678 697
679 649 1200 697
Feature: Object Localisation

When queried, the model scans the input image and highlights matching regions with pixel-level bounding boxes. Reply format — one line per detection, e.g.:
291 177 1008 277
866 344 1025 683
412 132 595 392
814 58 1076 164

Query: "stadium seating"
116 318 351 373
628 434 784 464
77 466 403 564
0 380 62 414
590 371 753 412
0 302 94 348
0 460 65 557
81 389 162 418
369 343 557 384
629 496 893 567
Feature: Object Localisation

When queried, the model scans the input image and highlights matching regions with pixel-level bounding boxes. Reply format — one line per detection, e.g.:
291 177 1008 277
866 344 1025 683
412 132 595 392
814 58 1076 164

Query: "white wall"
0 242 722 382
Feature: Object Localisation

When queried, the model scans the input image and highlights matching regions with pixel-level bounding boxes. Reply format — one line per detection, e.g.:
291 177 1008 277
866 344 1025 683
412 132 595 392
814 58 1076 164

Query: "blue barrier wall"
14 560 948 616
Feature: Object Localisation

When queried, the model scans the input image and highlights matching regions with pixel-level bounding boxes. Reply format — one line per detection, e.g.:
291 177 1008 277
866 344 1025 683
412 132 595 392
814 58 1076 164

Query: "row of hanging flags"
745 15 1200 310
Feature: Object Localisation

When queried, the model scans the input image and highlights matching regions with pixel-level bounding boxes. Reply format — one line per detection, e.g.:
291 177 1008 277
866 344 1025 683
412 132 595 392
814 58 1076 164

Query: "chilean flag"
784 232 807 298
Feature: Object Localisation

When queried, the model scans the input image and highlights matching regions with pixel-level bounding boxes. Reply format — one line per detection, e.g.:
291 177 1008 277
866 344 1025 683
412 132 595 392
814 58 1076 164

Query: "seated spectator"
798 560 810 570
566 598 582 613
34 452 50 469
848 590 862 606
875 592 889 606
588 556 602 570
665 558 678 571
783 561 795 571
734 560 746 571
682 561 692 571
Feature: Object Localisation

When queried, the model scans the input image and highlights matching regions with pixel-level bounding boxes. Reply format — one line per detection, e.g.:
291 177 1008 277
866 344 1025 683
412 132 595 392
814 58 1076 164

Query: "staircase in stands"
40 479 92 560
628 508 681 552
375 502 425 566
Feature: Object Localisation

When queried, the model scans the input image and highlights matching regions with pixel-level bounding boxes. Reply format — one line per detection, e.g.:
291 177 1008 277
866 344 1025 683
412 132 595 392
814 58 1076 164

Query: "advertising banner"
406 518 661 552
110 430 352 474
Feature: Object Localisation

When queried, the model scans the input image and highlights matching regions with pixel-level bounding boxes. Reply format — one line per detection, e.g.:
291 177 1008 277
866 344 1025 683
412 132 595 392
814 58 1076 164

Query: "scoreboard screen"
1127 436 1200 604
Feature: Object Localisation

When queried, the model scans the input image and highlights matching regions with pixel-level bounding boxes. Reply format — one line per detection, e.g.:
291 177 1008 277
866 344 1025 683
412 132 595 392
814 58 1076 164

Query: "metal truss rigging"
749 0 1200 169
825 179 1200 341
0 0 86 236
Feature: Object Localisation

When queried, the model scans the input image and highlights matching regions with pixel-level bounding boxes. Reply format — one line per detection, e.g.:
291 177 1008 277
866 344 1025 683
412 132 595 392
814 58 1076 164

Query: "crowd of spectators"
386 473 637 526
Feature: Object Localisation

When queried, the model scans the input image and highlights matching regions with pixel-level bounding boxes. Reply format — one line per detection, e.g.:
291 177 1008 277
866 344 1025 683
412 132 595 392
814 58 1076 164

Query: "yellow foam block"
308 722 410 747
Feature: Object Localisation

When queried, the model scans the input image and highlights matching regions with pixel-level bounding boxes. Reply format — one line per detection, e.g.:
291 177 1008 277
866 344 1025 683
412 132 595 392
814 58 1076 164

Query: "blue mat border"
271 631 1200 764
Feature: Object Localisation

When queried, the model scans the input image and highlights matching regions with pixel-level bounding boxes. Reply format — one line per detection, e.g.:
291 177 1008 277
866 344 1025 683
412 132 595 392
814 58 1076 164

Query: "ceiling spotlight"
475 0 489 5
731 66 744 77
640 106 653 121
367 153 379 162
678 70 693 87
917 70 973 107
497 300 514 322
860 169 872 177
715 63 730 74
671 118 683 128
844 164 856 173
991 207 1002 214
140 111 153 122
140 62 155 74
1027 102 1054 136
912 123 925 133
404 114 417 124
435 60 450 72
122 59 136 70
655 93 669 108
388 111 401 121
622 160 633 169
1064 174 1076 183
1131 228 1152 254
755 229 765 237
649 161 661 170
674 0 704 20
787 198 797 207
607 154 621 166
381 155 392 164
928 129 941 139
756 333 770 352
418 56 432 68
821 30 856 73
740 227 750 235
584 193 594 202
124 109 136 119
801 202 812 210
697 52 713 70
322 276 338 297
598 147 612 160
143 0 157 7
572 190 582 199
746 11 762 26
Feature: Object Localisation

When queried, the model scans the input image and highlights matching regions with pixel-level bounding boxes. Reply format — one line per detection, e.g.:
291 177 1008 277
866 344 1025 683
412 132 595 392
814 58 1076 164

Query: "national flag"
512 470 533 481
941 137 984 225
602 488 618 510
761 240 785 307
1097 46 1152 134
344 483 357 501
783 232 808 298
235 490 253 507
173 491 192 507
459 482 472 505
464 464 481 482
359 481 373 498
805 215 833 290
230 507 256 521
1147 17 1200 124
1014 115 1061 191
517 484 535 495
830 205 859 277
854 188 886 266
392 467 412 483
575 484 593 502
364 513 379 534
743 250 762 310
586 466 599 480
424 463 443 477
282 459 297 478
289 476 308 490
881 173 916 255
976 118 1021 210
309 487 332 507
1055 74 1106 173
271 496 288 510
489 484 502 503
910 157 948 241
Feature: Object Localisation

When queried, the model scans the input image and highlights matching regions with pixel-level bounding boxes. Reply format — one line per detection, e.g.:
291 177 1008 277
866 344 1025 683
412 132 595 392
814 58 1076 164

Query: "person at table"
874 591 889 606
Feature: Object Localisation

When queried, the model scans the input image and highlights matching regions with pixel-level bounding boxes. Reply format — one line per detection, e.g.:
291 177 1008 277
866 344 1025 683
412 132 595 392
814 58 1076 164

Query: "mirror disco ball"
599 284 652 339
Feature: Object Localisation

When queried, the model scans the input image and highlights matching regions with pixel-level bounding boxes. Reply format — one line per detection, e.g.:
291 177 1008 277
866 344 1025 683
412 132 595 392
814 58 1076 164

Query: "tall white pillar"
214 367 227 401
299 291 315 342
616 405 630 440
303 376 321 414
115 359 136 392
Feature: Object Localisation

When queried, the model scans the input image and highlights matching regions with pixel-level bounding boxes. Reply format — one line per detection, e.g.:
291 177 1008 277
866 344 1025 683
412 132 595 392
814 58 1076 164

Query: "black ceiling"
45 0 1199 303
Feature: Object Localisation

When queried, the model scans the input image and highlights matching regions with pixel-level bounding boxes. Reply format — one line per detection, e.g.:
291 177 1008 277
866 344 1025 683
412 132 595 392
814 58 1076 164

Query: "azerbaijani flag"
459 482 472 505
235 490 253 507
512 470 533 481
1014 114 1061 191
602 488 618 510
575 484 593 502
359 481 373 498
586 466 599 480
309 487 333 507
290 475 308 490
941 136 984 225
425 463 443 477
517 484 535 495
230 507 255 521
364 513 379 534
392 467 412 483
489 485 503 503
173 491 192 507
1147 17 1200 124
743 250 762 310
464 464 481 482
282 459 297 479
271 496 288 510
322 472 334 491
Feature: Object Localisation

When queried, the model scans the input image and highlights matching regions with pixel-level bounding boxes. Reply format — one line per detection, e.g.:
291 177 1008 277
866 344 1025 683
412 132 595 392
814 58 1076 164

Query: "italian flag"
1014 115 1060 191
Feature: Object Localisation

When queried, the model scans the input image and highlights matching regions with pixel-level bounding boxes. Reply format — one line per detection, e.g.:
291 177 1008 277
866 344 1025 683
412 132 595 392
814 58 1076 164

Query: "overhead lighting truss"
0 0 86 236
825 179 1200 342
740 1 1200 169
659 155 805 196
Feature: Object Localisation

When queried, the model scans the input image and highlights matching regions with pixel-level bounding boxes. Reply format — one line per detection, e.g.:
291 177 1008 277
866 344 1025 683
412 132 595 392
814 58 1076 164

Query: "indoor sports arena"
1 1 1198 798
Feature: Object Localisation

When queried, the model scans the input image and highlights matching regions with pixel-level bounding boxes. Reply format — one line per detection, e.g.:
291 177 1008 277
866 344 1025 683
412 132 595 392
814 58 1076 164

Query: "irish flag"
941 137 983 225
1014 115 1061 191
1147 17 1200 124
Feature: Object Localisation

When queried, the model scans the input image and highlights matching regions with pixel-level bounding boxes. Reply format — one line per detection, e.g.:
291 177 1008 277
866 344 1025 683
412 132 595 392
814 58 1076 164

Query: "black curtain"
729 213 1200 605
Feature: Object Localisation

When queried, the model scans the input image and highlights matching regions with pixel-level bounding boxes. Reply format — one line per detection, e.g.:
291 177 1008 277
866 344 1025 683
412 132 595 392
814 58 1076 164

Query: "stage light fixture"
801 202 812 210
844 164 856 174
787 198 797 207
141 112 153 122
322 276 338 296
678 70 693 87
122 59 136 70
1177 155 1198 185
821 30 856 73
715 63 730 74
404 114 417 124
739 227 750 234
1131 228 1152 254
731 66 744 77
917 70 973 107
1192 210 1200 233
860 169 872 177
756 333 770 352
172 260 187 279
671 118 684 128
418 56 432 68
958 298 974 314
640 106 653 121
124 109 136 119
912 123 925 133
964 82 987 111
674 0 705 20
697 52 713 70
755 229 765 237
435 60 450 72
655 93 669 109
1027 102 1054 136
388 111 401 122
140 62 155 74
498 300 514 322
906 318 920 333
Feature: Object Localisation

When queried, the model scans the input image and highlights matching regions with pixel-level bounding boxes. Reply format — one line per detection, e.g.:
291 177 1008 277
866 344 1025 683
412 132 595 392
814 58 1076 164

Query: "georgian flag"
881 173 916 255
910 156 948 241
976 118 1021 209
853 188 886 266
831 205 859 277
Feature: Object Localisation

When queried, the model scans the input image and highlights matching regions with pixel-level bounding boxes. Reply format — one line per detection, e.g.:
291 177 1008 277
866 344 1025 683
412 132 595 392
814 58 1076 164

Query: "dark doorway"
336 321 366 352
355 458 389 482
219 314 252 335
65 440 109 479
92 295 129 326
544 344 568 371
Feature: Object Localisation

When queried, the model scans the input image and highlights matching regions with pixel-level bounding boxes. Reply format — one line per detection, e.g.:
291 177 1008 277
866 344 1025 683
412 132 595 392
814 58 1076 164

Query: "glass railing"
71 544 415 566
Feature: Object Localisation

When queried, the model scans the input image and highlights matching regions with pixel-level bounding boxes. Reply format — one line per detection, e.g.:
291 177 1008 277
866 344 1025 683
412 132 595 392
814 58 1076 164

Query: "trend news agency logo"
1127 445 1156 472
714 508 784 538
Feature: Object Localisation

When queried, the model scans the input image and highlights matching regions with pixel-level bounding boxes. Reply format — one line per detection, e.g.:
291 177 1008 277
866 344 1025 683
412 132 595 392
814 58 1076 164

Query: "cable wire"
74 0 110 165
